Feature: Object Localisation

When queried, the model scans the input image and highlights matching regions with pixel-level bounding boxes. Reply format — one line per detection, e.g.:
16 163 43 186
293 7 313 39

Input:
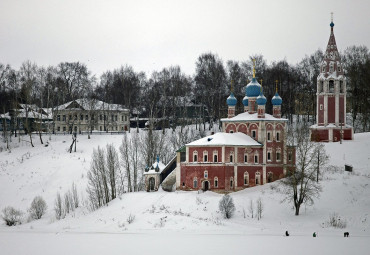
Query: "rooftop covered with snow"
186 132 262 147
221 112 288 122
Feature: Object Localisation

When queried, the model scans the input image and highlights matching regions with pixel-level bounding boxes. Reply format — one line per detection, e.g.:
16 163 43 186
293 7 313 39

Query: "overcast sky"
1 0 369 77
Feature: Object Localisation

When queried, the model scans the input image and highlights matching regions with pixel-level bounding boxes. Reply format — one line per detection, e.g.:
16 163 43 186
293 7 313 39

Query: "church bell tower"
310 14 353 142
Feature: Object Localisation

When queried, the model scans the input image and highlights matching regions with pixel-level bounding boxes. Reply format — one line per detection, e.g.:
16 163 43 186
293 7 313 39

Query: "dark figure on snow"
344 232 349 237
313 232 316 237
285 231 289 236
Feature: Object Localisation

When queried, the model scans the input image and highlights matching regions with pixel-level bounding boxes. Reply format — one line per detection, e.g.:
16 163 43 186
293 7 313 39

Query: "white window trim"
267 150 272 162
214 177 218 188
255 172 261 185
203 151 208 162
229 151 234 163
193 177 198 188
244 153 248 163
254 153 259 164
267 131 272 142
193 151 198 162
252 130 256 139
244 172 249 186
213 150 218 163
276 131 281 142
204 170 208 179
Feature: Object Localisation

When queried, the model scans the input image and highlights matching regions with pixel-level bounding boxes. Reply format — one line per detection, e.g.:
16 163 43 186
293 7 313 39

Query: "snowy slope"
0 132 369 254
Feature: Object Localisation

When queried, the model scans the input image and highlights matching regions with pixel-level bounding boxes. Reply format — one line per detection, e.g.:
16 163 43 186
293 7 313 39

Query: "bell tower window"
329 80 334 93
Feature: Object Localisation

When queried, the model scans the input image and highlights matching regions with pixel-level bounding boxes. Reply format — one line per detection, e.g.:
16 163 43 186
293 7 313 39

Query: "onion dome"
246 78 262 97
226 92 237 106
242 96 249 106
256 90 267 105
272 92 283 106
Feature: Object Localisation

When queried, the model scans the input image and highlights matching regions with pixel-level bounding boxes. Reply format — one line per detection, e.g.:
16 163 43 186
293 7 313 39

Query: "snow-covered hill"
0 132 369 255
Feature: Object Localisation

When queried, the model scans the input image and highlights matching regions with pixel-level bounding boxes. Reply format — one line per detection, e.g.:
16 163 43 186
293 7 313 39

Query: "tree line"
1 45 369 132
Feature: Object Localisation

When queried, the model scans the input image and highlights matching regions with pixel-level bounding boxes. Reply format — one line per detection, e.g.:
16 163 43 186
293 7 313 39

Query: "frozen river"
0 231 369 255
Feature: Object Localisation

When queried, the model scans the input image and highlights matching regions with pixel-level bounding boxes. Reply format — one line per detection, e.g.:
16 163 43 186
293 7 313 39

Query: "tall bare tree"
281 124 328 215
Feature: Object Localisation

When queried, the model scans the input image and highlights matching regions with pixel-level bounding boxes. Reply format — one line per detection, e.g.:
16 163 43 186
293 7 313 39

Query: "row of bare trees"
1 45 370 146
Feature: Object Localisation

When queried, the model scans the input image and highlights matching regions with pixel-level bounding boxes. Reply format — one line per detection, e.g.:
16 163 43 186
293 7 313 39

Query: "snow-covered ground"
0 131 370 255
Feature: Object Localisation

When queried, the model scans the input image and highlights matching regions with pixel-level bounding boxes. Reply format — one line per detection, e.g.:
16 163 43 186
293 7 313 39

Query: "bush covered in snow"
1 206 24 226
29 196 47 220
218 194 235 219
324 212 347 229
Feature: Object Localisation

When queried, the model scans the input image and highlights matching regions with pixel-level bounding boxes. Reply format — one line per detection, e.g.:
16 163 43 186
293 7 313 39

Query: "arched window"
203 151 208 162
254 152 259 164
276 132 281 142
229 151 234 163
213 150 218 162
204 170 208 179
329 80 334 93
255 172 261 185
267 149 272 161
276 150 281 161
244 172 249 185
193 151 198 162
214 177 218 188
267 132 272 141
252 130 256 139
329 62 334 72
244 153 248 163
230 177 233 188
193 177 198 188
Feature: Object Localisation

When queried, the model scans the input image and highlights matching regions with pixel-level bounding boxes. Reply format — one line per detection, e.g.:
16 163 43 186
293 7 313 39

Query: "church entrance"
149 177 155 191
203 181 209 191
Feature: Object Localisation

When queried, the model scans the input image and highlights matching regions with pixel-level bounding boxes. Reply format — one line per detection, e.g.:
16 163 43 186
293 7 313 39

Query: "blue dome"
330 21 334 27
256 91 267 105
226 92 237 106
246 78 261 97
272 92 282 106
242 96 249 106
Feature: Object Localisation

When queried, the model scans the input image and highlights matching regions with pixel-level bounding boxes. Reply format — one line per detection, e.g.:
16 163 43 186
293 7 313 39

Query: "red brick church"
176 63 296 192
310 15 354 142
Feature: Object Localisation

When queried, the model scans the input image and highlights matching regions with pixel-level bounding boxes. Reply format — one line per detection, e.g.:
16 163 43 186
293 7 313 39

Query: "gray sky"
1 0 369 77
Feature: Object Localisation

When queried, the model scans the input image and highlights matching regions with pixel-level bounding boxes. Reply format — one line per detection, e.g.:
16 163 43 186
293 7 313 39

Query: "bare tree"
256 197 264 220
106 143 120 199
218 194 236 219
249 199 254 218
281 124 327 215
120 133 132 192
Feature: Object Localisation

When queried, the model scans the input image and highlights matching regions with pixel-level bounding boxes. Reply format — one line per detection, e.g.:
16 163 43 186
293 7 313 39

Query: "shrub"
54 192 64 220
218 194 236 219
2 207 23 226
29 196 47 220
127 214 135 224
325 212 347 229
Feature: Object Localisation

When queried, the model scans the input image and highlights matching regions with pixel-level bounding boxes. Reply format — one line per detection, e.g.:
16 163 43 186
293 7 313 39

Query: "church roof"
144 161 166 175
221 112 287 122
319 17 344 79
186 132 262 147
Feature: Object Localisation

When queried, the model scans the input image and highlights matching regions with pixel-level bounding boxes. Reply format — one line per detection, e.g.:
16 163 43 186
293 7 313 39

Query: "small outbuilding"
144 156 166 192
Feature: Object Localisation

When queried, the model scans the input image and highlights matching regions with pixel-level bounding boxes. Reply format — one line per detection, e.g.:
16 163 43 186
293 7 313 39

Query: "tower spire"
275 80 279 93
260 79 263 92
230 80 234 93
330 12 334 33
252 58 256 78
